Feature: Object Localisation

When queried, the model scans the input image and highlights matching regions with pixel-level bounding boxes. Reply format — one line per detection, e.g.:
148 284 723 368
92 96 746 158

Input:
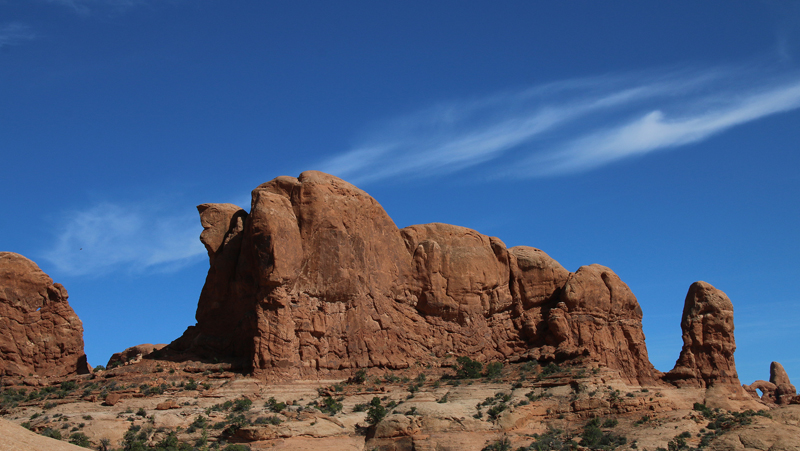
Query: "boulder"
0 252 90 377
156 400 180 410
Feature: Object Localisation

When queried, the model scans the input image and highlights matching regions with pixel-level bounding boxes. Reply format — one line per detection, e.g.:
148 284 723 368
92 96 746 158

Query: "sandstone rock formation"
743 380 778 404
743 361 797 405
0 252 90 377
107 343 166 368
771 361 797 403
665 281 739 388
168 171 661 384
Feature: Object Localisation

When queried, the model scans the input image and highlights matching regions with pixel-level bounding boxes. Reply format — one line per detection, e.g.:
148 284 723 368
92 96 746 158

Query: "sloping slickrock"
0 252 90 377
168 171 660 384
665 281 739 388
0 418 89 451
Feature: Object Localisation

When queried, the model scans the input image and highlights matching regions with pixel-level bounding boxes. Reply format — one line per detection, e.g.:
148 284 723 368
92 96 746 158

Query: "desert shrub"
482 437 512 451
136 408 147 417
581 420 627 449
384 373 400 383
0 387 27 409
222 413 248 435
318 396 343 415
265 397 286 412
366 396 387 425
69 432 91 447
184 379 198 391
485 362 503 379
187 415 208 433
221 445 251 451
43 401 57 410
455 356 483 379
232 397 253 412
40 427 62 440
254 415 282 425
351 369 368 384
539 363 560 377
487 403 507 420
602 418 619 428
353 402 368 412
523 428 568 451
693 402 713 418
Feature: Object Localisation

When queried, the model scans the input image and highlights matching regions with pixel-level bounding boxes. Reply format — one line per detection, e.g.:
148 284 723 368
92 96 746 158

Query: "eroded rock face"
169 171 660 384
744 362 798 405
107 344 166 368
549 265 654 382
0 252 90 377
771 361 797 403
665 281 739 388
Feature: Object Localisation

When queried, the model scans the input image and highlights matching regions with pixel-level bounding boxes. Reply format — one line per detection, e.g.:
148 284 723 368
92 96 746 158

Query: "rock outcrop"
0 252 90 377
168 171 662 384
743 361 797 405
771 361 797 403
665 281 739 388
107 344 167 368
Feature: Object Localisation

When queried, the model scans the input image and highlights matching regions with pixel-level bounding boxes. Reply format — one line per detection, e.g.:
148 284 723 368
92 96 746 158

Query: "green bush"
484 362 503 379
233 397 253 412
351 369 368 384
265 397 286 412
40 427 62 440
69 432 91 448
482 437 512 451
455 356 483 379
581 420 627 449
366 397 387 425
318 396 343 415
539 363 560 377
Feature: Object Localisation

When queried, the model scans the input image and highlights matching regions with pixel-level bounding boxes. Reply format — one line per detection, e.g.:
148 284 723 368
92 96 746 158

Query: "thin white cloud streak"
519 79 800 177
43 203 205 277
0 23 36 47
319 67 800 183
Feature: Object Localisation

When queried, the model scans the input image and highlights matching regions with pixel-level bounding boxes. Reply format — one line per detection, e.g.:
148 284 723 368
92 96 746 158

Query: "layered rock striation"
169 171 739 387
0 252 90 377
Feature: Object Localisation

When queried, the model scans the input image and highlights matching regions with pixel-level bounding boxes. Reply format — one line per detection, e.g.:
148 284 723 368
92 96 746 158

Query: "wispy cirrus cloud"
319 66 800 183
0 23 36 47
42 202 206 277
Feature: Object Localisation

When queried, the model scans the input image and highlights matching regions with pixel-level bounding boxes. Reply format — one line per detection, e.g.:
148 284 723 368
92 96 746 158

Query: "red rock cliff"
0 252 90 377
170 171 662 384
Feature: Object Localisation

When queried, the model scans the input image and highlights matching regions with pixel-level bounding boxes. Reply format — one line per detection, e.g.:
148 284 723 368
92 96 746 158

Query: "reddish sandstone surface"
0 252 90 377
169 171 665 384
665 281 739 388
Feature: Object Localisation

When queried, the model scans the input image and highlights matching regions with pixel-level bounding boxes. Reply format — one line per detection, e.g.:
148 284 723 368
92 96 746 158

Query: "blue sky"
2 1 799 385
